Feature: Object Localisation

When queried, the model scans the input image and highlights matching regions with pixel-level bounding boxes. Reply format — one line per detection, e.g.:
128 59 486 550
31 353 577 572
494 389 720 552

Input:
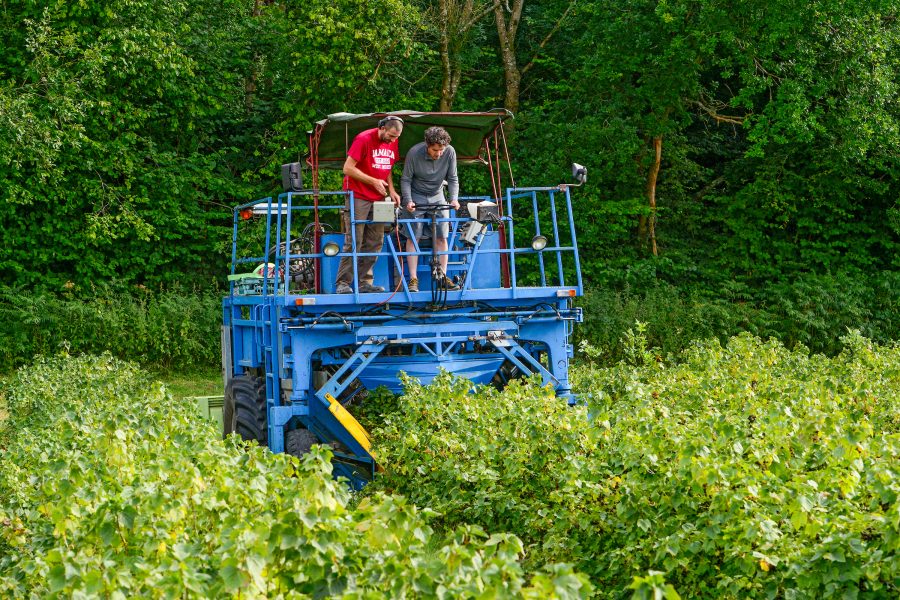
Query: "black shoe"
335 282 353 294
440 276 459 291
359 282 385 293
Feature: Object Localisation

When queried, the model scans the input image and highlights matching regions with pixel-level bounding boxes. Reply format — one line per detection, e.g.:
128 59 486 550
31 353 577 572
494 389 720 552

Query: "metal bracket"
488 336 559 387
316 338 387 402
487 330 511 346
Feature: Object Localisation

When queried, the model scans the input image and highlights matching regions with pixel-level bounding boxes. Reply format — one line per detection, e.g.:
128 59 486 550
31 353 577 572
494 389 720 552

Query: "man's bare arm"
388 175 400 205
343 156 388 196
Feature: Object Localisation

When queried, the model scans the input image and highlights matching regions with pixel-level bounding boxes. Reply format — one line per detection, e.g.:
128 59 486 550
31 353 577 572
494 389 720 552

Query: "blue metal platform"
221 111 586 488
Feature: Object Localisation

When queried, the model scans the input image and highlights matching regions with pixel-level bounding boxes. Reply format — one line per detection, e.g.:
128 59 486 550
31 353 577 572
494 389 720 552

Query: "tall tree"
544 0 900 274
435 0 494 110
0 0 255 288
0 0 424 289
250 0 423 176
491 0 575 116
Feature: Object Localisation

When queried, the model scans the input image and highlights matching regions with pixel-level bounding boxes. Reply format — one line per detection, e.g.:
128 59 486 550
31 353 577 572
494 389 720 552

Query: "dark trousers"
335 197 385 286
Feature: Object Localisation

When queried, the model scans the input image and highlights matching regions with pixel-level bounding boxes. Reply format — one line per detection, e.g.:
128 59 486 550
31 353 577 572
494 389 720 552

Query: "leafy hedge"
576 270 900 363
0 354 590 598
369 332 900 598
0 287 221 372
1 268 897 376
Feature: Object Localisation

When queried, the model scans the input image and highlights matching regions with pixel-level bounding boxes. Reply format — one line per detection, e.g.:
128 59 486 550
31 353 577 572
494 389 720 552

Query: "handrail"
228 188 582 299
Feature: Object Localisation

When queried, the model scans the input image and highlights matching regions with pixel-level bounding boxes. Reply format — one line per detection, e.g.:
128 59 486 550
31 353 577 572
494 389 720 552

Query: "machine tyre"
223 375 267 445
491 360 523 389
286 428 319 458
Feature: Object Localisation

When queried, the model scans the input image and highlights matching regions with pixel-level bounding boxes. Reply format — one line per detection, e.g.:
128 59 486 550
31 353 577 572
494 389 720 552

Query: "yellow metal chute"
324 393 377 459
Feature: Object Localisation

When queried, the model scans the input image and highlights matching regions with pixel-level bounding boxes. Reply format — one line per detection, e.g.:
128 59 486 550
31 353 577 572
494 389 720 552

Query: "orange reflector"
239 208 253 220
556 289 576 297
294 298 316 306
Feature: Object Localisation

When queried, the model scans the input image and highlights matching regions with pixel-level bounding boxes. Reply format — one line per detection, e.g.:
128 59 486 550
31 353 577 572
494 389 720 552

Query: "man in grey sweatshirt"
400 126 460 291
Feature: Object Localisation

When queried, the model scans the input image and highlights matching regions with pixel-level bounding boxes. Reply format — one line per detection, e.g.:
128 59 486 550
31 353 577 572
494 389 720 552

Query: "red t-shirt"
343 128 399 201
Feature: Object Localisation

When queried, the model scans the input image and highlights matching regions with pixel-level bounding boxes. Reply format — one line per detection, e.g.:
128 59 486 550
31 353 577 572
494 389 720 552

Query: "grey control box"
371 200 396 223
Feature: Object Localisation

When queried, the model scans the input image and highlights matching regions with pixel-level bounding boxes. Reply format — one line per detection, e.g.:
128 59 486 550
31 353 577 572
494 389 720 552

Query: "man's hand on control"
450 199 460 210
390 190 401 205
372 179 389 196
406 200 416 211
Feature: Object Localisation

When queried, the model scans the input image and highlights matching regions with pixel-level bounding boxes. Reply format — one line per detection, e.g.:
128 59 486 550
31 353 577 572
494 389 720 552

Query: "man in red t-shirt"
335 115 403 294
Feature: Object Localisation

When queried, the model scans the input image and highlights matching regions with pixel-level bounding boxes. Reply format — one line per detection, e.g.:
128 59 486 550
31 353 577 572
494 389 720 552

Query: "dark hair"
424 126 451 146
378 115 404 129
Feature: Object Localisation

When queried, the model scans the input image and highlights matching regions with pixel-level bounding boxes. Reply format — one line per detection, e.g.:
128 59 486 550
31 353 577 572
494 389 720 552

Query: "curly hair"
424 126 452 146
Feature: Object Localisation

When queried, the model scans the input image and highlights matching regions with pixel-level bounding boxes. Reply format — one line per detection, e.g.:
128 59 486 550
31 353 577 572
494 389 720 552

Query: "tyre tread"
223 374 267 445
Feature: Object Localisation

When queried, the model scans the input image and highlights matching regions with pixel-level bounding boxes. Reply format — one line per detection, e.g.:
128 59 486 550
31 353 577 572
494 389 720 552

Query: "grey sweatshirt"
400 142 459 204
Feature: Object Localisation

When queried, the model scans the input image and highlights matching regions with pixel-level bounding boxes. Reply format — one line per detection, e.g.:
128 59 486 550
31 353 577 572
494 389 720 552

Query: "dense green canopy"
0 0 898 349
308 110 513 168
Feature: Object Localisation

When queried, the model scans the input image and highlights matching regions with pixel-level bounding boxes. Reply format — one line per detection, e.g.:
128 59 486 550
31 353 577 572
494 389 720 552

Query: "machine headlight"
323 242 340 257
531 235 549 251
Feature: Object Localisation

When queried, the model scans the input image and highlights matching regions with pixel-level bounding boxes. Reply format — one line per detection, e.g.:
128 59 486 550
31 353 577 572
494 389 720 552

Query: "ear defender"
378 115 404 128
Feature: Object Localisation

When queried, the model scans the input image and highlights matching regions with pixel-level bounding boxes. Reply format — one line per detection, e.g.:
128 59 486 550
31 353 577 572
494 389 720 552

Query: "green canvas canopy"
306 110 513 170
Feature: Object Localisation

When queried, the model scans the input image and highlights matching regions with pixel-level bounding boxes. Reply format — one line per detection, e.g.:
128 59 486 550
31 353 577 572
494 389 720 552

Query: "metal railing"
228 187 583 301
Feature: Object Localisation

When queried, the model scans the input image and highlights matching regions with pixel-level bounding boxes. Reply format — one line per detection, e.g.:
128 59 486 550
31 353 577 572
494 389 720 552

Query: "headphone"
378 115 404 128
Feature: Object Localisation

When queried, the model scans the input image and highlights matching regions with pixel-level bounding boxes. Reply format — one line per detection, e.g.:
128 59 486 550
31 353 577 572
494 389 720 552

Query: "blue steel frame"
223 186 583 489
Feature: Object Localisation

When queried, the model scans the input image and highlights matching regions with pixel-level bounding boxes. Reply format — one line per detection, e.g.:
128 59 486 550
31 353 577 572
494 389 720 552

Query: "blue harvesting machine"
221 110 585 488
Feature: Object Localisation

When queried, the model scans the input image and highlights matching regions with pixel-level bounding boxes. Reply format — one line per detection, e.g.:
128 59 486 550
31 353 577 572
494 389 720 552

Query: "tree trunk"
245 0 274 110
646 135 662 257
439 1 453 111
493 0 524 116
438 0 493 111
492 0 574 118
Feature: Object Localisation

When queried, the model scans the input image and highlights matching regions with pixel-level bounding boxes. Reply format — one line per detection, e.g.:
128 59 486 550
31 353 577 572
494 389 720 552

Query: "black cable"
309 311 352 329
521 302 563 322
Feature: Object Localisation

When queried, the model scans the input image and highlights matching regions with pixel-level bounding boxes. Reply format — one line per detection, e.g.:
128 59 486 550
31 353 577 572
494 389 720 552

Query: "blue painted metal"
319 233 391 294
224 171 584 488
356 355 505 391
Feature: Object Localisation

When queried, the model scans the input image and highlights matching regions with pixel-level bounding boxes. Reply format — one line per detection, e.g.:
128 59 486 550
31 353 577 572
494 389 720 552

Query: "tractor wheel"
491 360 522 390
223 375 267 445
285 428 319 458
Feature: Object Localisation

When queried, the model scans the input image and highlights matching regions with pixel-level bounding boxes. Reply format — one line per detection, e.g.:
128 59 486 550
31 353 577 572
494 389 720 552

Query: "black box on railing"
476 203 500 224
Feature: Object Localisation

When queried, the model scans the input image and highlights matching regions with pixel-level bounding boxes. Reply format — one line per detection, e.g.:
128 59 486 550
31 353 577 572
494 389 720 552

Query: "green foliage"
239 0 432 188
577 331 900 597
0 287 221 372
0 354 591 598
353 385 404 433
629 571 681 600
369 373 607 571
759 271 900 353
577 269 900 364
0 0 428 290
0 0 251 289
576 284 754 364
370 333 900 598
518 0 900 286
1 0 899 358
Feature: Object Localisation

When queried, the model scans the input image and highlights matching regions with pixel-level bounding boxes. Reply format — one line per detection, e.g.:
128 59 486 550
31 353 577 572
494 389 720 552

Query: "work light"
531 235 549 251
323 242 340 257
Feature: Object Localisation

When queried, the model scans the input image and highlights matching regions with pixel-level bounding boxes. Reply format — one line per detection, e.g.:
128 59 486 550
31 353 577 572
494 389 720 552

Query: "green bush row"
0 353 590 598
369 332 900 598
1 267 897 375
0 287 221 372
577 269 900 362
